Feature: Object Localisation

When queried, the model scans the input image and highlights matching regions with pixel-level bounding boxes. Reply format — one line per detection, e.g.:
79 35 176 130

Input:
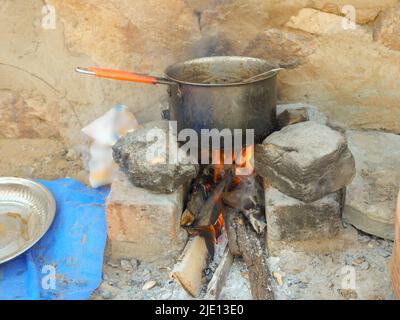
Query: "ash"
92 224 394 300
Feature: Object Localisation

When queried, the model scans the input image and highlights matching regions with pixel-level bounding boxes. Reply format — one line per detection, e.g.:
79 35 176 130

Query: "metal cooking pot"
77 56 281 144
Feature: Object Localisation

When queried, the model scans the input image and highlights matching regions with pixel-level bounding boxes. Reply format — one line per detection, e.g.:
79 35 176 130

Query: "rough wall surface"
0 0 399 152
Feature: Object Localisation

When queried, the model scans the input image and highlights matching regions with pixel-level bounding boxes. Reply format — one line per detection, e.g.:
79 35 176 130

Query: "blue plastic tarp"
0 178 109 300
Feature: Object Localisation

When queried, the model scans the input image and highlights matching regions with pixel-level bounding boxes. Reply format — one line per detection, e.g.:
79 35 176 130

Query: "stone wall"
0 0 399 150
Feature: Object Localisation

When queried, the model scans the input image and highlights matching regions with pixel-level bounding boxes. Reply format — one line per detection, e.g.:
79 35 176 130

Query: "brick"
106 171 187 262
264 181 342 241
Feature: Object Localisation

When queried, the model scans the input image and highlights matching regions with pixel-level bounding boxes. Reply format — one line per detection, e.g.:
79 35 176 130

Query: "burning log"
224 207 275 300
185 166 232 225
223 174 266 234
185 166 214 219
174 147 273 299
182 169 232 258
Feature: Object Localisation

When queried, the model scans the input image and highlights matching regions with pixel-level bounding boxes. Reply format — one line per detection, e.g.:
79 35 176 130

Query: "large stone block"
343 130 400 240
255 121 355 202
113 120 199 194
106 171 187 262
265 182 343 241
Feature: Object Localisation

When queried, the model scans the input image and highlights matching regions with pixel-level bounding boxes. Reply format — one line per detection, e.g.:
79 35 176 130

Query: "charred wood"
223 174 266 234
224 207 275 300
204 247 234 300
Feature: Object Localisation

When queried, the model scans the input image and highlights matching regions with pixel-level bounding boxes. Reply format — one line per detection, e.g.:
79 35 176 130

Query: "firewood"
170 236 210 298
184 169 232 228
224 207 275 300
241 208 266 234
204 247 234 300
183 173 233 258
186 166 214 216
181 209 196 227
223 174 266 234
223 209 241 256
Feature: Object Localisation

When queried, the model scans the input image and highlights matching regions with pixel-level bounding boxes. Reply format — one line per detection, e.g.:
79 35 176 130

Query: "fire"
182 146 254 247
208 211 224 244
208 146 254 242
211 145 255 181
232 176 241 186
235 145 254 176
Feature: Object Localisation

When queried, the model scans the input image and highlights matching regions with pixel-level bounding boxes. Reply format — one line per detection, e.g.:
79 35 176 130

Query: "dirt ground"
0 138 86 183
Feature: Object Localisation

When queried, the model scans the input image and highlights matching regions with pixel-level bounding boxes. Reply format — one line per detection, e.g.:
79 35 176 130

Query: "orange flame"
204 146 254 244
209 211 224 244
235 145 254 176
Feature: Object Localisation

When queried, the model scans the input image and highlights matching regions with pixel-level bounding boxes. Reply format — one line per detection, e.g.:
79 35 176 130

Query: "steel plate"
0 177 56 264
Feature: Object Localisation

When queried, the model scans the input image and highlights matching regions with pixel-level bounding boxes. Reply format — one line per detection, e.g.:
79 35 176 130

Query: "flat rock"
343 130 400 240
277 103 328 125
113 120 199 193
255 121 355 202
265 183 343 241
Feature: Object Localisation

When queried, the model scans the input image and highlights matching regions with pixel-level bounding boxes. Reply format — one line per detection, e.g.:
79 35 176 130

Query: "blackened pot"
165 56 278 144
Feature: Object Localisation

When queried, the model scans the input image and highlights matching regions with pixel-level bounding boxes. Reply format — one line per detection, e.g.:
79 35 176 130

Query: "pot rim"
164 56 280 87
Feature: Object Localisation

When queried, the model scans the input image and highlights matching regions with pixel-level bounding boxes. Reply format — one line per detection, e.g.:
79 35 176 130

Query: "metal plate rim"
0 177 56 265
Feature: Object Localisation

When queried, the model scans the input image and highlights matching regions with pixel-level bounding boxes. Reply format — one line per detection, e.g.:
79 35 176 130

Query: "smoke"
191 33 237 57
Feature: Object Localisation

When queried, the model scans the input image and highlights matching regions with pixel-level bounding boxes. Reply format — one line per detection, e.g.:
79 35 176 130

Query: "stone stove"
103 103 397 300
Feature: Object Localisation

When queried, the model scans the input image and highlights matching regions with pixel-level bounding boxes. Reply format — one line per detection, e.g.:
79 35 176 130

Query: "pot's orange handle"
77 67 158 84
89 67 157 84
